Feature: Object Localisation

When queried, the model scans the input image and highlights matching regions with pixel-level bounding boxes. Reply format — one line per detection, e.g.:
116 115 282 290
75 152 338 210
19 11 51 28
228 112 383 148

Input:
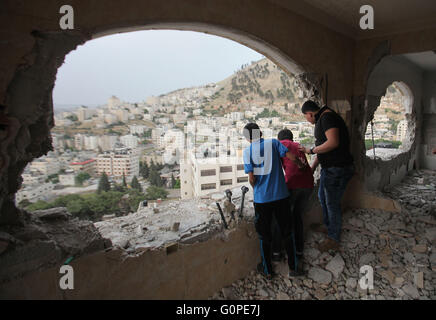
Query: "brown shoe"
311 224 328 234
318 238 340 253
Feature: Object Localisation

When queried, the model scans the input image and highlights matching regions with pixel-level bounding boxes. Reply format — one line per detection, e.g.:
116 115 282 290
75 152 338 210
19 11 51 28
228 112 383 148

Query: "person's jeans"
318 165 354 242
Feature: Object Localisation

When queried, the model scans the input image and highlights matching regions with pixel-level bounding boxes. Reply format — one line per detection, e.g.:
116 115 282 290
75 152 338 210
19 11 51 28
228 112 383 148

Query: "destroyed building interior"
0 0 435 299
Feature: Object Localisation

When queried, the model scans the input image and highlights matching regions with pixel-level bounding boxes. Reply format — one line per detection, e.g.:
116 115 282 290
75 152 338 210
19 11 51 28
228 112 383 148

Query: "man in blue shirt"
243 123 305 278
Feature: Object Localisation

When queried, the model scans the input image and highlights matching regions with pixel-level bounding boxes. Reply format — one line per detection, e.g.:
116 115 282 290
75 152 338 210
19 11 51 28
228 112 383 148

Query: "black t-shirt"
314 106 353 168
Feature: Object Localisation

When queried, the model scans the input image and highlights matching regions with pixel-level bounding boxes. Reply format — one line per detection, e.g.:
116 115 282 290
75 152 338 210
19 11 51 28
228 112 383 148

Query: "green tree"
122 173 127 188
131 175 142 192
174 179 181 189
75 172 91 186
67 199 89 217
112 183 125 193
149 168 163 187
98 172 111 193
18 199 32 209
26 200 52 212
140 161 149 179
145 186 168 200
171 174 176 188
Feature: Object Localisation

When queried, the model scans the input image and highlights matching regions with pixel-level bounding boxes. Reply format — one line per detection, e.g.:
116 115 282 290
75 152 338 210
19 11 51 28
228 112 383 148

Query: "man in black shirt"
299 100 354 252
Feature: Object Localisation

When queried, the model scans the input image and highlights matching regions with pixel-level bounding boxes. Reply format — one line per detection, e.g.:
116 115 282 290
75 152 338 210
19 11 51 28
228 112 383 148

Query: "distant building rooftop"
70 159 96 166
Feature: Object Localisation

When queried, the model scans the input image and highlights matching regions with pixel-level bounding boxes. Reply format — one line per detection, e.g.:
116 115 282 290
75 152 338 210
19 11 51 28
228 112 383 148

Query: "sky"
53 30 264 109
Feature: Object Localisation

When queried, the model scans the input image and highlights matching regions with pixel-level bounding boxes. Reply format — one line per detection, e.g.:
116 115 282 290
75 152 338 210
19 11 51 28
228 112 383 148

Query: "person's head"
301 100 320 124
243 122 262 142
277 129 293 141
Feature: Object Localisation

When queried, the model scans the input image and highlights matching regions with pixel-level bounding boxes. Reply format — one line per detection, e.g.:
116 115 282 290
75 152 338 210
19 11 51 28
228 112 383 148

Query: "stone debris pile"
94 185 255 253
0 207 110 284
211 170 436 300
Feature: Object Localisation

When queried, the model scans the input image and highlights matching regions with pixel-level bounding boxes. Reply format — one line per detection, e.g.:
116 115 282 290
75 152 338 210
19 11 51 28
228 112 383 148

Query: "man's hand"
298 146 310 154
311 156 319 173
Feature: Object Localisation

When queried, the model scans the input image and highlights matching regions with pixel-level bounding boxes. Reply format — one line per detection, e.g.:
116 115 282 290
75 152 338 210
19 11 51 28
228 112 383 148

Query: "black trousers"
271 188 313 266
254 197 295 274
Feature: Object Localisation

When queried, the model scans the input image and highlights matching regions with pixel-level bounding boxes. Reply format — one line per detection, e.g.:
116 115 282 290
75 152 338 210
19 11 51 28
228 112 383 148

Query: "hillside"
201 58 306 120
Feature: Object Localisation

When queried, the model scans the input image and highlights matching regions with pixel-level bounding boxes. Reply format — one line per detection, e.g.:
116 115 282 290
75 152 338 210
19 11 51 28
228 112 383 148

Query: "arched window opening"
365 81 414 161
15 29 311 247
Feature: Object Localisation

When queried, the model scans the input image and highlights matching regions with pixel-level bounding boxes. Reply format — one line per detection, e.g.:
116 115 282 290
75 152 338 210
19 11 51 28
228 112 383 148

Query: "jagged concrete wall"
363 56 423 191
0 221 258 299
0 0 355 223
351 29 436 189
420 71 436 170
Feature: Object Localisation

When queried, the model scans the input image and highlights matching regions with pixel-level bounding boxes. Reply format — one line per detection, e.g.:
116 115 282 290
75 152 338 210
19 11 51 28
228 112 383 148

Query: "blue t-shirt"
243 138 289 203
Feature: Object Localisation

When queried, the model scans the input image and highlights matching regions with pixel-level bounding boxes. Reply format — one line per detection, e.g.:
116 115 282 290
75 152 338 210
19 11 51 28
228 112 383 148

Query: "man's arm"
311 155 319 173
248 172 256 188
299 128 339 155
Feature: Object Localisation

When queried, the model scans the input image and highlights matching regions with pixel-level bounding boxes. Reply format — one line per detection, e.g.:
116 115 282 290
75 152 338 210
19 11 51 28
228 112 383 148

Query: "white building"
104 114 118 125
226 112 244 122
98 135 118 151
396 119 408 143
76 106 90 121
15 183 55 204
59 173 75 186
115 109 129 123
29 159 60 176
108 96 122 110
84 135 99 150
120 134 139 149
74 134 84 150
180 150 248 199
129 125 147 135
22 172 45 186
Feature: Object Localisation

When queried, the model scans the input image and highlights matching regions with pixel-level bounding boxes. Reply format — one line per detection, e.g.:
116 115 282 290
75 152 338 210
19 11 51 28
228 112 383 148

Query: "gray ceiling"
402 51 436 71
271 0 436 39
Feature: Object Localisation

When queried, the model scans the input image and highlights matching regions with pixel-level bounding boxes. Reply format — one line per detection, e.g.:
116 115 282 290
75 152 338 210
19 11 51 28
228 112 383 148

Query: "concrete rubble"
0 207 111 284
94 186 255 253
210 170 436 300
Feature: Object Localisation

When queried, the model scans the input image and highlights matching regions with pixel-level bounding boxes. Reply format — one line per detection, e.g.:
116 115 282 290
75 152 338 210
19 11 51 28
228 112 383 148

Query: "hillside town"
16 59 409 215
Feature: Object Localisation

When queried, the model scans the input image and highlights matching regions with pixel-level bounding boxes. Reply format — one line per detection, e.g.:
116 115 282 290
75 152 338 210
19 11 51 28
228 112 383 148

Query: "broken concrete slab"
308 267 332 285
412 244 427 254
359 253 376 266
401 283 420 299
32 207 72 220
414 272 424 289
325 254 345 278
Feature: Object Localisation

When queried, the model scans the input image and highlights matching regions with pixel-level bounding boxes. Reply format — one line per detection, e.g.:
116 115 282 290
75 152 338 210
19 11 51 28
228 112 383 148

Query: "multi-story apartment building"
396 120 408 143
98 135 118 151
84 135 99 150
180 150 248 199
129 125 147 135
69 159 97 176
96 148 139 179
120 134 139 149
29 159 61 176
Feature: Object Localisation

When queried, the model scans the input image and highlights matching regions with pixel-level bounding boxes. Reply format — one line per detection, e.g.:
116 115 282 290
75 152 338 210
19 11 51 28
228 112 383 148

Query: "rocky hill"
203 58 305 117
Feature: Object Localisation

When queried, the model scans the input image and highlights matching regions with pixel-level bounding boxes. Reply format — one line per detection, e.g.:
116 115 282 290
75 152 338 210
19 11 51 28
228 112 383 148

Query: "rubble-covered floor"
210 170 436 300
